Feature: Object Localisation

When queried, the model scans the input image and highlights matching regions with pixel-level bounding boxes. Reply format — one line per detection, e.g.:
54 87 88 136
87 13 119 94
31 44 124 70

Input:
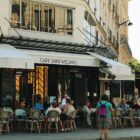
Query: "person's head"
19 98 25 108
121 99 125 104
86 100 90 106
64 93 68 99
101 94 108 101
66 98 72 105
52 102 57 108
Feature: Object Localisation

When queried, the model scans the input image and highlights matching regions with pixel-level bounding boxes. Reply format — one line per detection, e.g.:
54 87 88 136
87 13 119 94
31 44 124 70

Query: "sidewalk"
0 128 140 140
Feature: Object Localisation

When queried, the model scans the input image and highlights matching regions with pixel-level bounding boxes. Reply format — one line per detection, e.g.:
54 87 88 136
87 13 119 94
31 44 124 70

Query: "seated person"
117 99 130 115
61 92 70 109
15 98 27 119
82 100 92 126
45 102 61 116
45 102 62 130
34 96 44 111
60 98 75 130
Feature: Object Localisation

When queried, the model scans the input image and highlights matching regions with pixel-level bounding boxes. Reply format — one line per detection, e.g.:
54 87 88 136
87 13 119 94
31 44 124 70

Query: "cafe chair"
0 110 11 134
47 110 60 133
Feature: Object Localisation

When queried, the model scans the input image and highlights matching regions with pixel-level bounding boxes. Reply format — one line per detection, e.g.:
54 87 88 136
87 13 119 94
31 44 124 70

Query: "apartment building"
86 0 134 102
0 0 134 108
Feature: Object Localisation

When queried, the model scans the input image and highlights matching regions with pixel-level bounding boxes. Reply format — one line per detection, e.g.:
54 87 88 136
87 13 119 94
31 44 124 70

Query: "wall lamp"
119 20 133 26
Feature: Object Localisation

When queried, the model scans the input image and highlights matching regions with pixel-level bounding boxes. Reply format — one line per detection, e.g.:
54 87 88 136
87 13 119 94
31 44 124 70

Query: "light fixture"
119 20 133 26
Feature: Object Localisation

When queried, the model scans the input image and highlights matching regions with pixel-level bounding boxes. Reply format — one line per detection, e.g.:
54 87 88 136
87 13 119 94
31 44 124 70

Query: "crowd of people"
9 93 75 131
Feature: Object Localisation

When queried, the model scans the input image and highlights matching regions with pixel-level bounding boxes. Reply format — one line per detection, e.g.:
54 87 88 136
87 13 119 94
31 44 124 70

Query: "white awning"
0 44 34 69
22 49 100 67
88 52 134 80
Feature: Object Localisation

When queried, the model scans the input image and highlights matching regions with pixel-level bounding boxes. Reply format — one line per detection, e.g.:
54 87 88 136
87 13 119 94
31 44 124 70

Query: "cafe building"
0 0 134 108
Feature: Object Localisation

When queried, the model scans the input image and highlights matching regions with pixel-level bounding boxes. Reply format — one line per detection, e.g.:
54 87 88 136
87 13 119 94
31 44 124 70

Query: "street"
0 128 140 140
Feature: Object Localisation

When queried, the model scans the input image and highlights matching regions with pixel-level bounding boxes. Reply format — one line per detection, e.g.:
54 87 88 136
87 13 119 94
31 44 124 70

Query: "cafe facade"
0 0 134 108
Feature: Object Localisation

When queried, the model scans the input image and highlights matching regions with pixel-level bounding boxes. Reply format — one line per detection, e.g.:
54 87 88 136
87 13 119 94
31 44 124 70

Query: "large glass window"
31 3 40 31
56 7 65 33
11 0 73 35
21 1 30 30
11 0 20 28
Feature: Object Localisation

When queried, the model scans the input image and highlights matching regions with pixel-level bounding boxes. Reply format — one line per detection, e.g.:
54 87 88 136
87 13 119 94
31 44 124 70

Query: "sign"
40 57 77 65
26 50 100 67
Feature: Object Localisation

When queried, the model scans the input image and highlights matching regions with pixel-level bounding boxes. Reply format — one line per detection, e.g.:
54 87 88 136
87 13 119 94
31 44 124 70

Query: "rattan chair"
47 110 60 133
0 110 11 134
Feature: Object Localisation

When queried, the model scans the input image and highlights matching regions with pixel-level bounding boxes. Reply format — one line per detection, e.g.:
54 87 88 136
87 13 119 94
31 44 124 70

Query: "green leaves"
129 57 140 72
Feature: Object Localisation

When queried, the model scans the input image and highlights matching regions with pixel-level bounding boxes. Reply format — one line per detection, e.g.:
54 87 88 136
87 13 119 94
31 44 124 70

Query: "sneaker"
61 128 64 131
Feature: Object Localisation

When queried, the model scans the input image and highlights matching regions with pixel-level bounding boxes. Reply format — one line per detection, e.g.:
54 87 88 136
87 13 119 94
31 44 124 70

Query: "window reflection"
11 0 73 35
21 1 30 30
11 0 20 28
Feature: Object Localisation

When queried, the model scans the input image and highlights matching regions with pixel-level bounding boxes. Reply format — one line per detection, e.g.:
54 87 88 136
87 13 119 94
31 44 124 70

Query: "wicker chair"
0 110 11 134
26 110 42 133
114 109 123 128
47 110 60 133
67 110 78 131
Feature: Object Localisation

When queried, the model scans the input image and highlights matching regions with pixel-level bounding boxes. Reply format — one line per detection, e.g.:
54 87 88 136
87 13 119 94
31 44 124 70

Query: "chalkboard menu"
110 81 120 97
123 81 134 95
1 69 15 106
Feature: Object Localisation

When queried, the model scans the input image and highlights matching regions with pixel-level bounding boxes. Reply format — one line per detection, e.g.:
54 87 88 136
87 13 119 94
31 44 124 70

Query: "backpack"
98 102 107 118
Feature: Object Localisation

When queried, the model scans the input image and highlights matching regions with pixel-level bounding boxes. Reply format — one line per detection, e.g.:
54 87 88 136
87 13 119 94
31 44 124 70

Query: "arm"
110 106 115 119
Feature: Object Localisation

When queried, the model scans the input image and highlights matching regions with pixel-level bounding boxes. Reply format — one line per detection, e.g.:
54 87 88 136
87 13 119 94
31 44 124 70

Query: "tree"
129 57 140 72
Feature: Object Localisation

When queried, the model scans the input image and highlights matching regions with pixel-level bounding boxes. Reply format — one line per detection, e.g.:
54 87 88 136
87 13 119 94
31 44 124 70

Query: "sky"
129 0 140 61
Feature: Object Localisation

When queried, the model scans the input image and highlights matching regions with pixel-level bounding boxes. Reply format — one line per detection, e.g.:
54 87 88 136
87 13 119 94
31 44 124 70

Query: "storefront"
0 37 100 108
88 52 135 104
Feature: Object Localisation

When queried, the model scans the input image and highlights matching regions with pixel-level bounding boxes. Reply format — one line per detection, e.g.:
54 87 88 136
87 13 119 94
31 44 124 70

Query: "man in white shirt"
61 93 70 108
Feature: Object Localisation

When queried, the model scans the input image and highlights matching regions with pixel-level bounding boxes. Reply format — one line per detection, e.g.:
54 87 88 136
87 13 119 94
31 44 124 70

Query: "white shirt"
45 107 61 116
61 97 70 108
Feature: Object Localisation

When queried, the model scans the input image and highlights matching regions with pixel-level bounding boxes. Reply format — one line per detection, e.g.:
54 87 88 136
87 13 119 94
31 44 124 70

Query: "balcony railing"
11 21 73 35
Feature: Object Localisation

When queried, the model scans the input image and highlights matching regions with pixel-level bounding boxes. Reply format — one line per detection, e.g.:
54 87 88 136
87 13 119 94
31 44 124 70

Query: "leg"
100 128 104 139
104 128 109 140
86 112 92 126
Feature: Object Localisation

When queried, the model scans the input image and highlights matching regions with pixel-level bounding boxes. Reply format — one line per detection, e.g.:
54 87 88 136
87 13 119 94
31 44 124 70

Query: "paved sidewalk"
0 128 140 140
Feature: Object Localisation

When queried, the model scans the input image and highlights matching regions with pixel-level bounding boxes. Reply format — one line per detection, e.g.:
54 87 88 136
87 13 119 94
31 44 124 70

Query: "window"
21 1 30 30
11 0 73 35
66 9 73 35
11 0 20 28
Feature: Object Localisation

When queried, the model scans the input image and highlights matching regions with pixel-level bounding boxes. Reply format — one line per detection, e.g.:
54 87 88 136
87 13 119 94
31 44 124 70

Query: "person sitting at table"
61 92 70 108
82 100 92 126
117 99 130 115
60 98 75 131
45 101 62 130
34 95 44 112
45 102 61 115
15 98 27 119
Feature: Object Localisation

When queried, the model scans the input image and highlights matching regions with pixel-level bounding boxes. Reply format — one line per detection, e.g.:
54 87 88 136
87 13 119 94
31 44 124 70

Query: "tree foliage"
129 57 140 72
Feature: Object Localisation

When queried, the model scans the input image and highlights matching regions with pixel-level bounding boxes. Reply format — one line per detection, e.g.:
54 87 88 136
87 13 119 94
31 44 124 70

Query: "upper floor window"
11 0 73 35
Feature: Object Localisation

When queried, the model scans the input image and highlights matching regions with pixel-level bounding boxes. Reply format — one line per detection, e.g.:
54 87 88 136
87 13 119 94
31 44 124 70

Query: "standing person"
82 100 92 126
96 95 114 140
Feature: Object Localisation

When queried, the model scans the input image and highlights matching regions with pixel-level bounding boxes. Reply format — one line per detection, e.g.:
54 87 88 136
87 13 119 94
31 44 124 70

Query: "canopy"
0 44 34 69
88 52 134 80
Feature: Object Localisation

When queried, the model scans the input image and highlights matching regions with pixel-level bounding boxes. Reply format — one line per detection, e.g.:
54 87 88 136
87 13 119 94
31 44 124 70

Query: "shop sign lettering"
40 58 77 65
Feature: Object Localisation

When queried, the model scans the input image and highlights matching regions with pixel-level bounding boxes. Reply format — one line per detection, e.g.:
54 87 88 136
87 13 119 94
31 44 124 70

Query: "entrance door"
70 72 87 107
